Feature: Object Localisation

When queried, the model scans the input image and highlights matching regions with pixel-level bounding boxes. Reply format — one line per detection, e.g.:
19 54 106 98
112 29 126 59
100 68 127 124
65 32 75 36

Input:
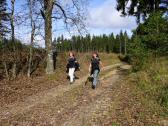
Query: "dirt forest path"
0 63 131 126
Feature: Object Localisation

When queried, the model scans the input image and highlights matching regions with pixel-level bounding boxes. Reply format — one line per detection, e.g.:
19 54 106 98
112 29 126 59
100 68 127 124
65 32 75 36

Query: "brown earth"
0 53 120 106
0 63 126 125
0 53 166 126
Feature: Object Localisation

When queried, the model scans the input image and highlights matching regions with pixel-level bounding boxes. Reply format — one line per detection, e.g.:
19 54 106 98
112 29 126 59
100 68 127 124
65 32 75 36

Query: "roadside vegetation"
121 11 168 120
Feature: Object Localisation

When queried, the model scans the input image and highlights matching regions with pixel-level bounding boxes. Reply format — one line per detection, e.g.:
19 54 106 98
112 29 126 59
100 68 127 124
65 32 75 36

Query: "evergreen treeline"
126 11 168 71
53 31 129 54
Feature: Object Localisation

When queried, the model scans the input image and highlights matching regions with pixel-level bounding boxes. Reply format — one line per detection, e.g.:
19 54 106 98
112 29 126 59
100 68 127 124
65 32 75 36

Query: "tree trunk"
124 36 127 55
44 0 54 74
119 37 122 55
10 0 17 79
27 47 33 77
3 61 9 80
155 12 159 62
27 0 35 77
1 37 9 80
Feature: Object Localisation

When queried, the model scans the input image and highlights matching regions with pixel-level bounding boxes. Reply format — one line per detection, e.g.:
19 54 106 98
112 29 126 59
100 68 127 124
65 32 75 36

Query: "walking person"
89 52 103 89
67 52 79 84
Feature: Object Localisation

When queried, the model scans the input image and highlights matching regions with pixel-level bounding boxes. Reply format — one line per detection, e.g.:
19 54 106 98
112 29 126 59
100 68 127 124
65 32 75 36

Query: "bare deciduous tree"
42 0 54 74
9 0 17 79
38 0 87 74
27 0 36 77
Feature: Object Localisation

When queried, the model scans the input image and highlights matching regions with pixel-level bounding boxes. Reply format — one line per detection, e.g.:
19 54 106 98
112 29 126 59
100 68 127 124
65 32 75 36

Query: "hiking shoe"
92 85 96 89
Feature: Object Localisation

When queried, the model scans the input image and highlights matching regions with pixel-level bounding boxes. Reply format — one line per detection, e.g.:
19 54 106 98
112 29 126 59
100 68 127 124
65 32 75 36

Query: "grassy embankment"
121 57 168 124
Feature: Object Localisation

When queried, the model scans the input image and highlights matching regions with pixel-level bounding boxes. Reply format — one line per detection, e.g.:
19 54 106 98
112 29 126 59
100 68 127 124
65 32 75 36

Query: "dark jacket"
66 57 80 73
68 57 76 68
90 57 100 75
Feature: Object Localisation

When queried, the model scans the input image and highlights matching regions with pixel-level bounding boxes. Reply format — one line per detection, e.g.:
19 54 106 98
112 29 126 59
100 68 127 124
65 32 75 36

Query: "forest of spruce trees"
53 31 129 54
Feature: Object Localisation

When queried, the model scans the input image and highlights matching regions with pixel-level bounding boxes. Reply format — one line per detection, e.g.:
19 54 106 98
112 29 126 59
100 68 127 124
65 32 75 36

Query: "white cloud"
87 0 137 30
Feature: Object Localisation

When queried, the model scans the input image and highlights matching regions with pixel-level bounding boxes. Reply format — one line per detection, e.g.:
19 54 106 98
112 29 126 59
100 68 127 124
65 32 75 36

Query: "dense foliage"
136 12 168 55
125 11 168 71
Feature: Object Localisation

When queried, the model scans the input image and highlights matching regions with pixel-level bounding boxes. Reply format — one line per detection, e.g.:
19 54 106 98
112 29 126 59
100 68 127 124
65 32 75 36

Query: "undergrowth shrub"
159 86 168 108
125 37 149 72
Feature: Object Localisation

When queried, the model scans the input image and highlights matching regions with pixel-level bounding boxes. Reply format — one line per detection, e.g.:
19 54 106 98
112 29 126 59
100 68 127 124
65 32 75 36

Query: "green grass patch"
131 57 168 116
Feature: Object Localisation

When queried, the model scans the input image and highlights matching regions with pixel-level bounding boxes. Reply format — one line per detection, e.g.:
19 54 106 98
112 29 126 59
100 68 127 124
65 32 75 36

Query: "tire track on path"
0 63 126 125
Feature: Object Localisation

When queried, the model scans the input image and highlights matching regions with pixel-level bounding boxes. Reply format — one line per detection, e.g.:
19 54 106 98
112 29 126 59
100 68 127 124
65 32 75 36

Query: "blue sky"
7 0 137 47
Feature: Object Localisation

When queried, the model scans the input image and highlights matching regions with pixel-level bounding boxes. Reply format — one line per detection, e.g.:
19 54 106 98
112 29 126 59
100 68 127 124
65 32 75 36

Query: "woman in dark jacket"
89 52 102 89
67 52 79 84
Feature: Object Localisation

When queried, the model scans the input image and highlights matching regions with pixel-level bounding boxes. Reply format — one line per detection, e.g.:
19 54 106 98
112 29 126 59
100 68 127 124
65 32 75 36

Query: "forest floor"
0 53 167 126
